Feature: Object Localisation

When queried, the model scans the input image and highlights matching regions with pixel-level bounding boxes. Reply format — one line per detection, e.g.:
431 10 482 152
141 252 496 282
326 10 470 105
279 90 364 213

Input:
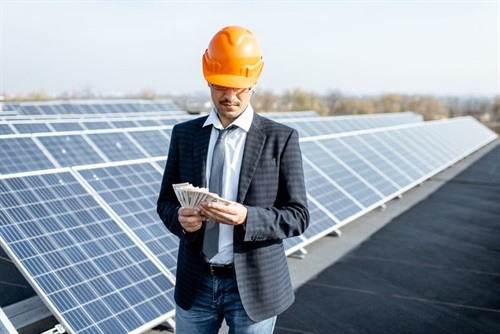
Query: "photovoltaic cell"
0 137 55 174
0 172 175 334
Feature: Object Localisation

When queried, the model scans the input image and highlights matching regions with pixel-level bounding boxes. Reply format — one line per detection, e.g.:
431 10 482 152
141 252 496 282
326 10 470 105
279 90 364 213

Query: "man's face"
209 83 255 127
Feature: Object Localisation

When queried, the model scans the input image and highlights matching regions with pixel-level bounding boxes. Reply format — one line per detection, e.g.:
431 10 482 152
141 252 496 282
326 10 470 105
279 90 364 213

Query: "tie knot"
217 125 236 139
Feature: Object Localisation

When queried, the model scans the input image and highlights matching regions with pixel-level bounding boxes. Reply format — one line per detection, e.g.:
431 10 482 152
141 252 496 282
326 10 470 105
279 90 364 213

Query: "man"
157 26 309 333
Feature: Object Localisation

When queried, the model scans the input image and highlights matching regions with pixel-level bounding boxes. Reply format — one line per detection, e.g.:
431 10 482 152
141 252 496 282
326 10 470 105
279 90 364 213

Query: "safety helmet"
203 26 264 89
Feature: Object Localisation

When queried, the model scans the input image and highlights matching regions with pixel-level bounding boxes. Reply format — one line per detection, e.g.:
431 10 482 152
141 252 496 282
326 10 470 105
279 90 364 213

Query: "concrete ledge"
3 296 57 334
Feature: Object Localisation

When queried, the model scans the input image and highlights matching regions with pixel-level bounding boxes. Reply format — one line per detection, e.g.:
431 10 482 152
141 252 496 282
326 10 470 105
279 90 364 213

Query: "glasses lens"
210 84 250 93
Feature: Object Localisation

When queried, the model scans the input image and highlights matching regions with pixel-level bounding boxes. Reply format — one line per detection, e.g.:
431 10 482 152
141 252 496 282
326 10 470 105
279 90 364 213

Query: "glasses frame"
208 83 253 94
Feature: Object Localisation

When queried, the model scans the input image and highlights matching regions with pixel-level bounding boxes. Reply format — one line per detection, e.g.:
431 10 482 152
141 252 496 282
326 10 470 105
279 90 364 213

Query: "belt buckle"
209 265 216 276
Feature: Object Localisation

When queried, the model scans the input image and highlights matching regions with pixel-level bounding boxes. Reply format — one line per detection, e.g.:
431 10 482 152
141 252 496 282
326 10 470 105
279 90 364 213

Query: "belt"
203 262 235 278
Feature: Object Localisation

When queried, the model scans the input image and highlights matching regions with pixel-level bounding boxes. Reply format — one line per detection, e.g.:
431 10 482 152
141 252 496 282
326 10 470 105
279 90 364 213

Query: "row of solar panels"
1 100 181 115
285 117 497 252
0 111 421 136
0 115 192 135
0 112 423 175
1 113 497 333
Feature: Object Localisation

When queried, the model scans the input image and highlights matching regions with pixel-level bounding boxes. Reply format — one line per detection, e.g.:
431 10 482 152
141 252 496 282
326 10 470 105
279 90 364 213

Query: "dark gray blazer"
157 112 309 322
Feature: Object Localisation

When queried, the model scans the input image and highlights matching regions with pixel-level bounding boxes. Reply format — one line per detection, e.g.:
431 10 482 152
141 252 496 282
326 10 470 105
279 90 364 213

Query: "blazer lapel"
238 115 266 203
193 124 212 188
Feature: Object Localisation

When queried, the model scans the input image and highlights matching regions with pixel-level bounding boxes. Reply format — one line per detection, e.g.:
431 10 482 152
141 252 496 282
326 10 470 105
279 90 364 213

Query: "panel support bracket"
328 229 342 237
289 248 308 259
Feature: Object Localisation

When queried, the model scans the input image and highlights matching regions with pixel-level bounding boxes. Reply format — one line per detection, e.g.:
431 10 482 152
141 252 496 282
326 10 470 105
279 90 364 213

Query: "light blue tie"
203 125 236 260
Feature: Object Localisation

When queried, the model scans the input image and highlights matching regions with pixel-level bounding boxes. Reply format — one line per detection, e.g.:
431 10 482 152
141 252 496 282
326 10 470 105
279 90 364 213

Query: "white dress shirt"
202 104 253 264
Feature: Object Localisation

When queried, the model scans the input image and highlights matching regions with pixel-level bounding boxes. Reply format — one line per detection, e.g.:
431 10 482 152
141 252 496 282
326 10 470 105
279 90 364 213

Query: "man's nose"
224 88 237 99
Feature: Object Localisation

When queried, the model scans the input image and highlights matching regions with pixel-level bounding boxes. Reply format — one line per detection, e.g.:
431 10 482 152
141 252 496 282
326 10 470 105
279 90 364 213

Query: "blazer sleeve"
156 125 200 242
241 128 309 242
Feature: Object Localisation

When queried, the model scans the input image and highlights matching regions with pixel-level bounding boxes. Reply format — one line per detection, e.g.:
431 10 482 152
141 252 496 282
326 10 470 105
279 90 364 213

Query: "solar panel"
111 121 139 129
0 124 14 135
51 122 85 132
85 133 147 161
0 137 56 174
0 171 175 334
82 121 113 130
13 123 52 134
127 130 170 158
12 100 183 116
37 134 107 167
76 162 179 275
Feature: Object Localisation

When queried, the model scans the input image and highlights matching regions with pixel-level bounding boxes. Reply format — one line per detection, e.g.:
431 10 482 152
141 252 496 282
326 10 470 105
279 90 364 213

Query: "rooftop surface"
275 140 500 334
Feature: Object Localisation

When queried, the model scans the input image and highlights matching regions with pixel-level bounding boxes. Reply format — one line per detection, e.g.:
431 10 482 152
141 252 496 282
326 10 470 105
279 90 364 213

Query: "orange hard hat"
202 26 264 89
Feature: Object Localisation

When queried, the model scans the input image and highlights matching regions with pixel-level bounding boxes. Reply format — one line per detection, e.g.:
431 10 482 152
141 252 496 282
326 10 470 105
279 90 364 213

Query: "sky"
1 0 499 97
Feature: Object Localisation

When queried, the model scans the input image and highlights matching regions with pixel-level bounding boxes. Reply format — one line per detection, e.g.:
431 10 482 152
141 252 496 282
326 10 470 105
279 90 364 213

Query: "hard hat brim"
205 74 257 89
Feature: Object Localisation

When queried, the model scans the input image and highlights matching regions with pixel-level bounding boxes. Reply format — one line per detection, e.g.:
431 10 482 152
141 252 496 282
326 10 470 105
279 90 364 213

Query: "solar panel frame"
0 306 18 334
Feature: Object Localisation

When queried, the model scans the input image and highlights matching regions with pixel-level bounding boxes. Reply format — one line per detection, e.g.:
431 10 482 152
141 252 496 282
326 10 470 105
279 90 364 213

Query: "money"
172 182 230 209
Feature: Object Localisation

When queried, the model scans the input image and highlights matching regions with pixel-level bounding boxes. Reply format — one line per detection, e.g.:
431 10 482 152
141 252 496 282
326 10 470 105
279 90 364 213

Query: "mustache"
219 98 240 106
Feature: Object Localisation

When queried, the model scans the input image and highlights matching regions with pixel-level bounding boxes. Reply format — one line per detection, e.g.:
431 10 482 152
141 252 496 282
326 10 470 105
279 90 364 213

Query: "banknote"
172 182 230 209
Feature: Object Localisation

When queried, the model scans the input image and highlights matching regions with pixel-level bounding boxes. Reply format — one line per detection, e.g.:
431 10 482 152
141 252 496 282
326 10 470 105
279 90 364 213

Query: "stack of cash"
172 182 230 209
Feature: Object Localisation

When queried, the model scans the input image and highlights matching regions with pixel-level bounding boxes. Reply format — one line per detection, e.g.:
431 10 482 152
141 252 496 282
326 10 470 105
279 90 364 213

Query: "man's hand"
178 207 205 233
199 201 248 226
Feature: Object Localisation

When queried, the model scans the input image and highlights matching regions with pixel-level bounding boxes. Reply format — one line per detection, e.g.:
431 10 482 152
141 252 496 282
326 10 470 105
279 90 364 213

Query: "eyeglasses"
209 83 252 94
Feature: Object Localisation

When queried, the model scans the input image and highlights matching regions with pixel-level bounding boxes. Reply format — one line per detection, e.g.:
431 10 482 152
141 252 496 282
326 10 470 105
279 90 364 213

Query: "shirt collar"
203 104 254 132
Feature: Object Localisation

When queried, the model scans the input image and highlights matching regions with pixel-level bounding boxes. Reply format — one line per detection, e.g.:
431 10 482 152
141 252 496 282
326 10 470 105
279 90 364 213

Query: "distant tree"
282 88 321 111
490 95 500 134
374 94 406 113
406 96 450 120
141 89 157 100
252 90 279 112
334 98 376 115
322 90 343 115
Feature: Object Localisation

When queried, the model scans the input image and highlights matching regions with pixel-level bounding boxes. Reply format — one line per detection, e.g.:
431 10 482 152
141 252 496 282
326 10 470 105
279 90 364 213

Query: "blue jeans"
175 273 276 334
